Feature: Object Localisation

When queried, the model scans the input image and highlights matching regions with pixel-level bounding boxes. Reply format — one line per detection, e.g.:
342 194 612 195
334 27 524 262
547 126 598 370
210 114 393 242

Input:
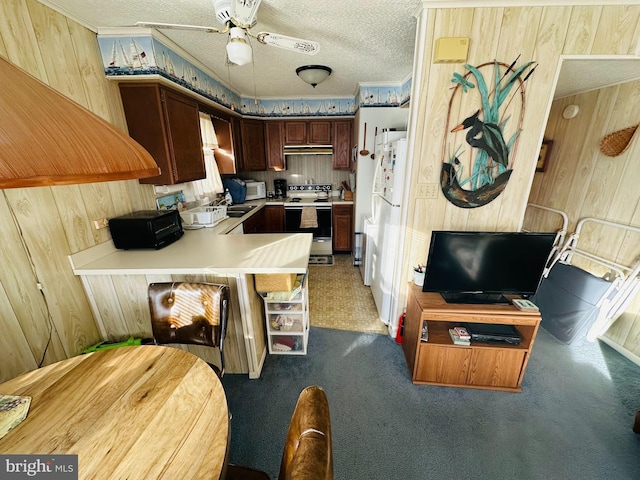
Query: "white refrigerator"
369 137 407 326
359 130 406 283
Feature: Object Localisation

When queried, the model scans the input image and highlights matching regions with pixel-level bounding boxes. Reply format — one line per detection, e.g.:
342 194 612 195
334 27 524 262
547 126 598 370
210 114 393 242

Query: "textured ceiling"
555 58 640 99
38 1 640 102
40 0 421 98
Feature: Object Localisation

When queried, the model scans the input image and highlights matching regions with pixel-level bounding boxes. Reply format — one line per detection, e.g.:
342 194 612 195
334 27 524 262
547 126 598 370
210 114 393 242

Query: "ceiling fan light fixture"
226 27 252 66
296 65 332 88
213 0 232 25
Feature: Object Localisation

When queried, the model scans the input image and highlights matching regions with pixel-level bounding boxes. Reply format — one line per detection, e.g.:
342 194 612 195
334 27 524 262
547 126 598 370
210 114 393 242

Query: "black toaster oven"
108 210 183 250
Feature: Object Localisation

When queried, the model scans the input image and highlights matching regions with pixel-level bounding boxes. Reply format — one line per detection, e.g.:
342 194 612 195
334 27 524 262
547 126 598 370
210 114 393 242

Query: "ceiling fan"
136 0 319 66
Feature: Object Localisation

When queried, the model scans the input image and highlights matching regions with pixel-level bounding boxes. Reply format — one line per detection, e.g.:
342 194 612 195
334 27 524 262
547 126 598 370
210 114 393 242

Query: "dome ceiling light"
296 65 332 88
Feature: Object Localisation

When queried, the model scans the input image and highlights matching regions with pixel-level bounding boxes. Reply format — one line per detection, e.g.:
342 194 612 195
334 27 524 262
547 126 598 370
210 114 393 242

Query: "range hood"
0 56 160 189
283 145 333 155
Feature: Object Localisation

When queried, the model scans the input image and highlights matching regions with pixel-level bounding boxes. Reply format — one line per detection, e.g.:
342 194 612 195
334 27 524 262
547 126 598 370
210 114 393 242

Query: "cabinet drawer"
267 313 305 333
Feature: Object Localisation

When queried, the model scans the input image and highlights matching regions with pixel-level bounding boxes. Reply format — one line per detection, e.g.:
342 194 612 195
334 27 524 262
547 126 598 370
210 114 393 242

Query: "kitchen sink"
225 204 256 217
227 204 256 211
226 211 246 218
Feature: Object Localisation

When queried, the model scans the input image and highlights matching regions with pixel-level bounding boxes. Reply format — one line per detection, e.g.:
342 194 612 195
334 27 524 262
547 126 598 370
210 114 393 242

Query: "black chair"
148 282 229 377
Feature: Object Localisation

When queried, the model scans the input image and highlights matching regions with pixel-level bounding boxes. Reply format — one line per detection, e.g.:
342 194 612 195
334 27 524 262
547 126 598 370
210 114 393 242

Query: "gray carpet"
221 327 640 479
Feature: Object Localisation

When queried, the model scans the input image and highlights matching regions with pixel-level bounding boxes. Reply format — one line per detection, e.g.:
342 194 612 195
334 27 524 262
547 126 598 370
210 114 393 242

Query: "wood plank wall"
401 5 640 355
526 81 640 358
0 0 156 382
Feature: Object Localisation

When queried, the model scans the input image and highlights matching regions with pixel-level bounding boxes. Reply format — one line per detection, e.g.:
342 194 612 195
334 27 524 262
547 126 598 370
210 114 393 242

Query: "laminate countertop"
69 230 313 276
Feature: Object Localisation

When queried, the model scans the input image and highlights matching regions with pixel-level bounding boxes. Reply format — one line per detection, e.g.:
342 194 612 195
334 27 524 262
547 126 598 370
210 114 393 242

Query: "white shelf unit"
261 274 309 355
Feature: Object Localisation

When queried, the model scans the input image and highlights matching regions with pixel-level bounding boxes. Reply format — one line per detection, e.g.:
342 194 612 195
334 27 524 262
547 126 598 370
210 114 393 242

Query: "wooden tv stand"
402 284 541 392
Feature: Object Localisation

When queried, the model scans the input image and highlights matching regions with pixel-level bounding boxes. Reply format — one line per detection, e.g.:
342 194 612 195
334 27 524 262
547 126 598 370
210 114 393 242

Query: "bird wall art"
441 58 537 208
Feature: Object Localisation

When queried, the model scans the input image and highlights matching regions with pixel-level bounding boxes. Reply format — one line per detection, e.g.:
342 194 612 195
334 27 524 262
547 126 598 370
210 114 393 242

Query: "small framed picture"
537 140 553 172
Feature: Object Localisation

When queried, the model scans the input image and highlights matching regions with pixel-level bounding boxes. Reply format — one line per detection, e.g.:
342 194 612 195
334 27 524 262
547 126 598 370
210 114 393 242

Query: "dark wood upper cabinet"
119 83 205 185
208 113 237 175
284 120 332 145
265 121 285 170
309 121 332 144
240 119 266 171
284 121 307 144
231 116 245 172
332 120 353 170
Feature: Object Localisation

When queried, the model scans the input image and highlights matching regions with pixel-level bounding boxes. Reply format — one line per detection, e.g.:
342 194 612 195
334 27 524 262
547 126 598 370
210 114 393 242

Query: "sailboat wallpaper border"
97 33 410 117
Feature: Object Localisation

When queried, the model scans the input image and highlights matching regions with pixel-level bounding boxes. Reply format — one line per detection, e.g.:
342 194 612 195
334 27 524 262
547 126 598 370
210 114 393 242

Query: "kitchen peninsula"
69 213 312 379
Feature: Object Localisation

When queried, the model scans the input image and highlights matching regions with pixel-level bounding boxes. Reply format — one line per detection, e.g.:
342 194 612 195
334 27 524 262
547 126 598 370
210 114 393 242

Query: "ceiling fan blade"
255 32 319 55
231 0 262 29
135 21 222 34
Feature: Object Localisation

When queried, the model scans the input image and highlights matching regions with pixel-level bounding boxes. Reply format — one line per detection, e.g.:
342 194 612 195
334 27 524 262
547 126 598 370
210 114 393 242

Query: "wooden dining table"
0 345 229 479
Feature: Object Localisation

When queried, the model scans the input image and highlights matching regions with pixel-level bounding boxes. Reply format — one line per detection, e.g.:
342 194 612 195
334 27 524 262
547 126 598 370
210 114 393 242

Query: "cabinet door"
415 345 471 384
309 121 331 144
467 349 525 388
210 114 236 174
284 121 307 144
240 119 266 171
120 84 205 185
332 204 352 252
243 209 266 233
159 88 205 184
264 206 285 232
265 121 285 170
332 120 352 170
231 116 245 171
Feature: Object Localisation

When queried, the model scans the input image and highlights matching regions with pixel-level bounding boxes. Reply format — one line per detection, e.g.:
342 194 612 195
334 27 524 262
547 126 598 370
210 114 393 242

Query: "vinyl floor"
307 253 388 335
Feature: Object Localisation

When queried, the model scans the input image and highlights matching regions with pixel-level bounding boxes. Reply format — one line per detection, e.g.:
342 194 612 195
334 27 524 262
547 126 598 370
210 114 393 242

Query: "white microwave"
245 181 266 200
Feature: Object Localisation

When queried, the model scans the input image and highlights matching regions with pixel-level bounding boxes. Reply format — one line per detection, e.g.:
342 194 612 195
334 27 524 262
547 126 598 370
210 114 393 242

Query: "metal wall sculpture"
441 58 537 208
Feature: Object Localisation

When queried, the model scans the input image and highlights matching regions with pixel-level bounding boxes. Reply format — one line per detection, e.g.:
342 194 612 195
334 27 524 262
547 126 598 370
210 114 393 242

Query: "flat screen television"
422 231 556 304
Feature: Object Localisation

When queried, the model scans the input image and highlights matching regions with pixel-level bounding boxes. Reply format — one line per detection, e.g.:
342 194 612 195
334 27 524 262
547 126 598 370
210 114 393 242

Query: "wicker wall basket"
599 124 638 157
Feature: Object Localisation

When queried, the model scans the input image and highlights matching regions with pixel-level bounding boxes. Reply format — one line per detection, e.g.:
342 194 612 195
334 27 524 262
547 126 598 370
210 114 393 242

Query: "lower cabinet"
264 205 285 232
243 209 266 233
332 204 353 252
403 284 541 392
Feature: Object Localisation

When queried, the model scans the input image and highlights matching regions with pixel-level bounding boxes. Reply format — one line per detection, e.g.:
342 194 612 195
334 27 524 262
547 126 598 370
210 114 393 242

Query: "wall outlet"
93 218 109 229
416 183 439 199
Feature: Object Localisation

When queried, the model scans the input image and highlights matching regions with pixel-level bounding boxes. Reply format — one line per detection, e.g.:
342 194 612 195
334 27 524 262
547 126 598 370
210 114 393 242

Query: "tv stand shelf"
403 284 541 392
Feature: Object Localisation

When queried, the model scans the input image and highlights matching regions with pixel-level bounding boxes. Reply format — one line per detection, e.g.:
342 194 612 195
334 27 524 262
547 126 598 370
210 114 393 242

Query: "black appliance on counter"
274 179 287 198
108 210 183 250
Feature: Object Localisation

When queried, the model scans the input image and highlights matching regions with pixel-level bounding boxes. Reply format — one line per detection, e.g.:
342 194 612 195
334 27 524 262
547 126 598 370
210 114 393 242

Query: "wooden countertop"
0 346 229 479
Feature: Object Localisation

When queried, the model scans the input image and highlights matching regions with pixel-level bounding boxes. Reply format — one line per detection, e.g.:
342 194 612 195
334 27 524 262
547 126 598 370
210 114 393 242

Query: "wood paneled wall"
2 1 639 382
401 5 640 352
526 81 640 358
0 0 155 382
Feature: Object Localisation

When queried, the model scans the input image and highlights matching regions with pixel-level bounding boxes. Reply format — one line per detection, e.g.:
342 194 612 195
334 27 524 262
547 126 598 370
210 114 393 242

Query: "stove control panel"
288 184 332 192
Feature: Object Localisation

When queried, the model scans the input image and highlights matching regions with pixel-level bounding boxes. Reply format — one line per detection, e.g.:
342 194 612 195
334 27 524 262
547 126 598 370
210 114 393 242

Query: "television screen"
422 231 556 304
